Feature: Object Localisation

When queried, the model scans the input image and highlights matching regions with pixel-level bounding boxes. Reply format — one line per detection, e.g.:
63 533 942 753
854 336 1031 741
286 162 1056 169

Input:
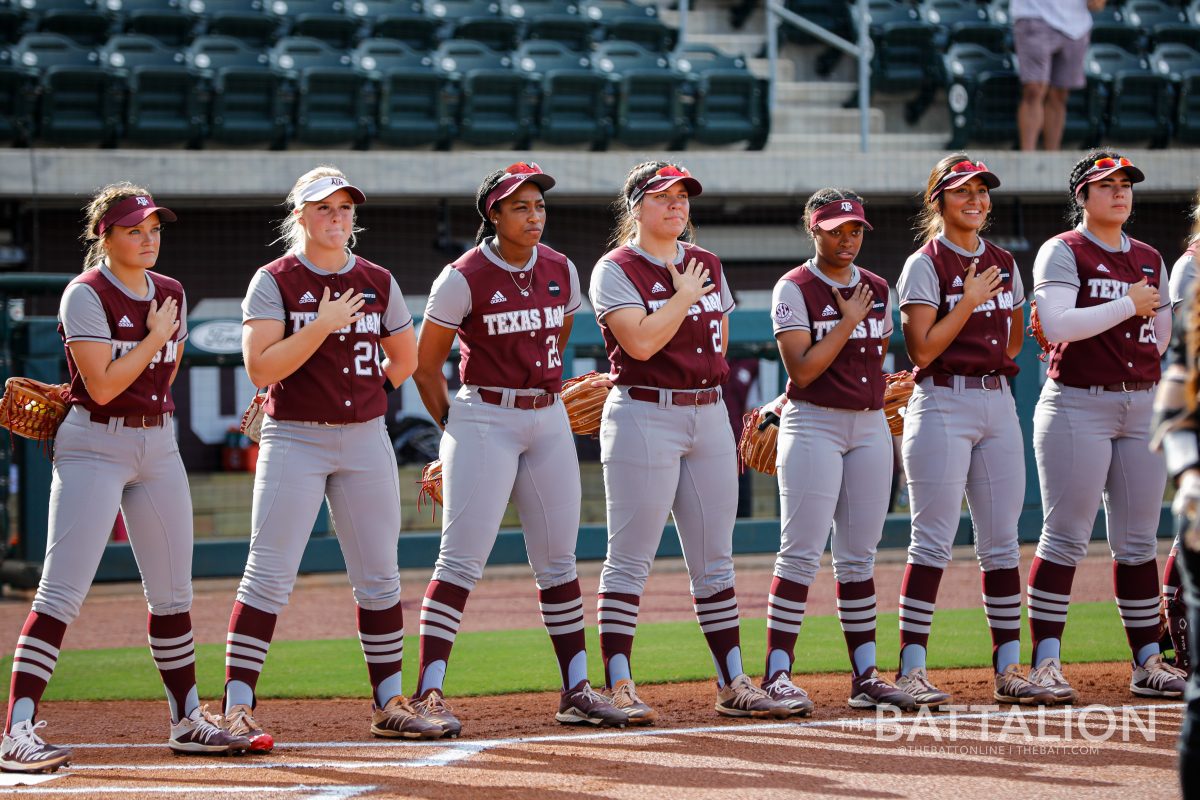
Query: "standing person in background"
1013 0 1105 151
894 155 1051 709
762 188 916 715
1 184 249 773
1028 150 1184 703
221 165 440 750
723 353 759 517
590 161 787 724
410 163 624 737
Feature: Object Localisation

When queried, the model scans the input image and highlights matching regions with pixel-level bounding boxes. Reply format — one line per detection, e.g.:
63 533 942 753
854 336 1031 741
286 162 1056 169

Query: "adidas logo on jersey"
821 304 837 317
952 275 964 288
651 282 667 294
490 290 507 305
118 315 134 328
1097 263 1110 273
299 291 317 304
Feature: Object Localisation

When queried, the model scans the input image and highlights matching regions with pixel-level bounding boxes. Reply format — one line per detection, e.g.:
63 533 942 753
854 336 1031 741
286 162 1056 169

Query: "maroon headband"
95 194 177 236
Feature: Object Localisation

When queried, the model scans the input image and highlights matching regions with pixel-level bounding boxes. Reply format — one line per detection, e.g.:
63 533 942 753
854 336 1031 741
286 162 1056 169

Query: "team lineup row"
0 150 1190 773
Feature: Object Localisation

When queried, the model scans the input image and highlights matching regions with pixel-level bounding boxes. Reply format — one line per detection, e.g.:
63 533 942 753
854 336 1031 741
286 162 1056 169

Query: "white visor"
297 175 366 205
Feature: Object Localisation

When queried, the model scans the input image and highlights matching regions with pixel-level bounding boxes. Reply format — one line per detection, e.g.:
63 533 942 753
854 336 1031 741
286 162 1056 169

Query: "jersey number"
354 341 382 376
545 335 562 369
710 319 723 353
1138 320 1157 344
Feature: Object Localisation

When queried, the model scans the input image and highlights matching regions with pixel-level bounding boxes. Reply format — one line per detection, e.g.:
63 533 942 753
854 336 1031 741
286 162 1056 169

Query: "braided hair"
474 168 509 245
802 188 865 233
1066 147 1128 229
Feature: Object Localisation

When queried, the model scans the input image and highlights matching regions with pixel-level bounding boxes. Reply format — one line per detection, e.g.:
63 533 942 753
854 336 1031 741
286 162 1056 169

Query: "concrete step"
661 7 767 34
684 31 766 58
773 80 857 106
770 105 886 136
764 131 949 152
747 56 795 81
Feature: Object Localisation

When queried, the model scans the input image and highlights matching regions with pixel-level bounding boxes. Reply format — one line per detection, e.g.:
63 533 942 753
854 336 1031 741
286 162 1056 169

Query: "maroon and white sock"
898 563 943 673
981 567 1022 673
5 612 67 732
693 588 742 686
224 601 278 712
765 576 808 676
1114 559 1162 665
148 611 198 723
597 592 640 688
836 578 877 678
1027 556 1075 664
416 580 469 697
358 601 405 706
538 579 586 690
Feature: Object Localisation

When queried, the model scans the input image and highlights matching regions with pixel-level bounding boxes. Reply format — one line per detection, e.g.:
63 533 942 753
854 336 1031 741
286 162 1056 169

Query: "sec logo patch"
774 302 792 323
548 280 561 297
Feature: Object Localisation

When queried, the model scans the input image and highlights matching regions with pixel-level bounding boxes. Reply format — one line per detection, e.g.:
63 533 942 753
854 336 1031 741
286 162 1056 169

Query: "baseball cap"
94 194 177 236
484 162 556 217
297 175 366 205
1073 156 1145 192
628 165 703 209
810 198 872 232
931 160 1001 201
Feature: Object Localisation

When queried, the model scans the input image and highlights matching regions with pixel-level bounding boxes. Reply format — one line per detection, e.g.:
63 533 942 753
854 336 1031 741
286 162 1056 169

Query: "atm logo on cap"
136 197 150 206
841 202 853 211
331 178 344 186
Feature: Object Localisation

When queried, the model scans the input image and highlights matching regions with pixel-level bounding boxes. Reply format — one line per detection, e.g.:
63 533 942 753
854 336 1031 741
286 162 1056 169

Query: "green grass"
2 602 1133 702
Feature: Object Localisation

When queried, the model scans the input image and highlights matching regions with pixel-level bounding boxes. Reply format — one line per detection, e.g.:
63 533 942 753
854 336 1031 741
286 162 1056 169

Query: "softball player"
1028 150 1186 701
763 188 916 714
1 184 249 773
893 155 1053 707
409 163 623 737
590 161 787 723
220 166 441 749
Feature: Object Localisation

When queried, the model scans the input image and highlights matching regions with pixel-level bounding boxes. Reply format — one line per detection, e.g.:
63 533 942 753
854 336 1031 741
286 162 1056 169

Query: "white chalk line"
0 785 377 798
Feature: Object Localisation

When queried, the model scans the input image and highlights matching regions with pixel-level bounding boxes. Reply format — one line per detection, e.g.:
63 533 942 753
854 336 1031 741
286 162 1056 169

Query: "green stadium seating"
918 0 1007 53
345 0 440 50
1126 0 1200 49
112 0 198 46
269 35 372 147
12 32 120 144
671 42 767 149
433 39 535 146
0 4 26 45
1090 4 1144 53
861 0 940 121
942 42 1018 148
583 0 673 53
503 0 592 52
593 40 687 147
0 46 36 143
198 0 280 47
100 33 204 145
1087 42 1172 144
351 37 453 147
185 34 289 146
514 39 610 147
27 0 112 45
781 0 854 76
267 0 359 48
1150 42 1200 141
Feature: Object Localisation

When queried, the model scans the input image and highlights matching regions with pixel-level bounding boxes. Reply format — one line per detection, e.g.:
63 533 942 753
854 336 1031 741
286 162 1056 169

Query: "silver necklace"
492 240 533 296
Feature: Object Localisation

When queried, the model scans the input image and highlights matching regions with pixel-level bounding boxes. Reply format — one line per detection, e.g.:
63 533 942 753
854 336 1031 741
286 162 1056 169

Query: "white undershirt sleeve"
1033 283 1135 344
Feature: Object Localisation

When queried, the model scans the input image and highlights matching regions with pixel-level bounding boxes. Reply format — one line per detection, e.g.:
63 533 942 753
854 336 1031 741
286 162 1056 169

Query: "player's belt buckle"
980 375 1001 391
531 394 556 409
1120 381 1137 393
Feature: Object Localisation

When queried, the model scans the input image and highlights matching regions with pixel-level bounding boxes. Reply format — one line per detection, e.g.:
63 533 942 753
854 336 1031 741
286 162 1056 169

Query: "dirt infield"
1 664 1181 799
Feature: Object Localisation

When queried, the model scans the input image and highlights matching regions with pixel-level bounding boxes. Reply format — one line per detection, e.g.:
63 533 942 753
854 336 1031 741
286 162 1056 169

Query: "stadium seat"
0 49 37 143
503 0 592 52
26 0 112 46
0 4 27 45
582 0 674 52
185 34 289 146
433 39 535 147
942 42 1019 149
112 0 198 46
986 0 1010 26
670 42 767 149
1150 42 1200 142
1086 42 1172 144
266 0 360 48
351 37 453 146
344 0 440 50
269 36 372 146
861 0 940 121
918 0 1007 53
100 33 204 145
1126 0 1200 50
197 0 280 47
1089 4 1144 53
514 39 610 147
11 32 120 144
592 40 687 147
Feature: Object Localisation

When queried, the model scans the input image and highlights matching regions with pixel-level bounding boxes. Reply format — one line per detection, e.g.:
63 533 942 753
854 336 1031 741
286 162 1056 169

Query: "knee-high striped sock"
1114 559 1162 666
358 601 405 707
538 579 586 690
981 568 1022 673
148 611 198 723
694 588 742 686
597 592 640 688
416 580 468 698
224 601 277 712
836 578 877 678
765 576 808 678
1027 556 1075 665
898 563 943 674
5 612 66 732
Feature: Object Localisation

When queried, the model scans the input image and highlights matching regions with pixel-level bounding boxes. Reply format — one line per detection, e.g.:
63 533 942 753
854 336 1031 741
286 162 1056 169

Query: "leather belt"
477 389 559 409
90 412 167 428
922 374 1005 390
627 387 721 406
1062 380 1157 393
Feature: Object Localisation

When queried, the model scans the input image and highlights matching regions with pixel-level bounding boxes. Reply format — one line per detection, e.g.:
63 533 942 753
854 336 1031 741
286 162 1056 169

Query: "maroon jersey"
782 265 890 411
61 269 184 417
262 254 395 423
601 243 730 389
914 238 1020 380
453 244 571 392
1046 230 1163 387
